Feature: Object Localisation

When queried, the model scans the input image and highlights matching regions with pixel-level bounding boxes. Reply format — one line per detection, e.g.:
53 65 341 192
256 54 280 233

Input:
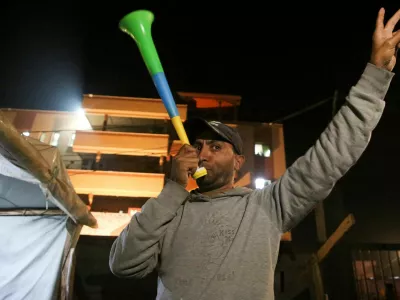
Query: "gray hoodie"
109 63 394 300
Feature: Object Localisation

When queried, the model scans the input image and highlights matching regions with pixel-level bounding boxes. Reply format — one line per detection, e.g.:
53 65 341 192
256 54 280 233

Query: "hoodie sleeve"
109 180 189 278
253 63 393 234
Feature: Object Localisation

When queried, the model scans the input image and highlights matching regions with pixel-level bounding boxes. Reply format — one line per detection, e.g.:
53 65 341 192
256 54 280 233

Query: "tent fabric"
0 111 96 299
0 171 58 209
0 111 97 227
0 215 69 300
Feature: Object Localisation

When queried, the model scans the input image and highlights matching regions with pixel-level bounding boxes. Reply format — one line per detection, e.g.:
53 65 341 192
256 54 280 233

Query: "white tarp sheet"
0 215 69 300
0 152 57 209
0 151 69 299
0 110 95 299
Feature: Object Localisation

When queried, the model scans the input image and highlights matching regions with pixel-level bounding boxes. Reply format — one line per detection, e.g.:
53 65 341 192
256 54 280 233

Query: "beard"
196 167 235 193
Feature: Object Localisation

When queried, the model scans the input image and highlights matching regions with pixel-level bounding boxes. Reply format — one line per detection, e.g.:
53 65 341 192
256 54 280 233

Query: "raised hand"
170 144 199 188
370 8 400 71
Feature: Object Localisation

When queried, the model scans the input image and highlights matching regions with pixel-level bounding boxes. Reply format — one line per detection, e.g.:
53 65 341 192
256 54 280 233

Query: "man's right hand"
370 8 400 71
170 144 199 188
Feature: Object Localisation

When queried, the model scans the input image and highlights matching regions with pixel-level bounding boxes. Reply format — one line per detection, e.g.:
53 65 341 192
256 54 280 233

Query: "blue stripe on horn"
152 72 179 118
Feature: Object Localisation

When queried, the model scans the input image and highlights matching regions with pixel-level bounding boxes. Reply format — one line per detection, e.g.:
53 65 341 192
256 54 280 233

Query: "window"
22 131 30 137
68 133 76 147
255 144 271 157
39 133 47 143
50 132 60 146
353 249 400 300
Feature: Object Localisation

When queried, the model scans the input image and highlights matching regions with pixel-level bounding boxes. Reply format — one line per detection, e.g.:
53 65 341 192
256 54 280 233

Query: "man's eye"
212 145 221 150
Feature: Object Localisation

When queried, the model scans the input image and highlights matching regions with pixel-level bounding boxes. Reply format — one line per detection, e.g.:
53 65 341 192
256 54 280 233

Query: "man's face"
192 130 243 192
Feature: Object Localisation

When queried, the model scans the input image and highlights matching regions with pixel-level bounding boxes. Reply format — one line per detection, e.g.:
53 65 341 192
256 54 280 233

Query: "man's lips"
200 165 212 170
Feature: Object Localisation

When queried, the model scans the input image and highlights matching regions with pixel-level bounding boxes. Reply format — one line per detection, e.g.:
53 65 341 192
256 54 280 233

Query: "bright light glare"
255 178 266 189
128 208 142 216
73 108 92 130
255 178 271 189
76 108 85 116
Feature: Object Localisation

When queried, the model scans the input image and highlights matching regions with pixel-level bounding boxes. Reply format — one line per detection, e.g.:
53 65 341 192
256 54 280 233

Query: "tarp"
0 110 97 299
0 215 69 300
0 111 97 227
0 158 81 300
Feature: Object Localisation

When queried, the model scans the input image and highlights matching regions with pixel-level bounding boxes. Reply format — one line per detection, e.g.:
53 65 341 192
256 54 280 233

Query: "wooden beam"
73 130 170 157
317 213 356 263
82 94 188 120
284 214 355 299
177 92 241 105
315 203 327 242
281 231 292 242
310 254 325 300
67 170 165 198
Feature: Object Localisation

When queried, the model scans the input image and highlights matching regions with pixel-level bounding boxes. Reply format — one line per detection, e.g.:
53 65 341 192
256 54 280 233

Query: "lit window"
39 133 47 142
255 144 271 157
68 133 76 147
50 132 60 146
255 178 271 189
22 131 30 137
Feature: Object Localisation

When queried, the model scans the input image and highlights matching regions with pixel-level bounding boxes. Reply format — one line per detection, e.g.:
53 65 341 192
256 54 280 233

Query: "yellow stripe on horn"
171 116 190 145
170 116 207 179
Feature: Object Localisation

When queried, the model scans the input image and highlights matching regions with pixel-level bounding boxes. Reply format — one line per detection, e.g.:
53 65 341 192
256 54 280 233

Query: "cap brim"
183 117 230 145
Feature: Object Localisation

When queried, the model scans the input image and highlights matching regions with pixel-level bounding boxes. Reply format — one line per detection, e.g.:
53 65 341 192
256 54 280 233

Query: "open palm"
371 8 400 71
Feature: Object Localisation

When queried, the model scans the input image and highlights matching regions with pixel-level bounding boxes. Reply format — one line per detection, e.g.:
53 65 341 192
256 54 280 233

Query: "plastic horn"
119 10 206 180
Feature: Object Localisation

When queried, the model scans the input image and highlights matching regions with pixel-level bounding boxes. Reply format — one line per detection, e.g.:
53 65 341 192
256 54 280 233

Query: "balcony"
67 170 165 198
72 130 169 157
177 92 241 108
82 94 188 120
80 212 133 236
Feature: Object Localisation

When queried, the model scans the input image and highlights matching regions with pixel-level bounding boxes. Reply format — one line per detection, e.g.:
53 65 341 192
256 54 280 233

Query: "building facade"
1 92 289 238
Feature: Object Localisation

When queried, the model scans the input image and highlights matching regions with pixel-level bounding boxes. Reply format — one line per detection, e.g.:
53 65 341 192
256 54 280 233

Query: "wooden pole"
285 214 355 299
317 214 355 263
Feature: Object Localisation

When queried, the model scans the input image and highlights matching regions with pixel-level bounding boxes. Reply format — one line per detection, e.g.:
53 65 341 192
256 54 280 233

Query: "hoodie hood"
189 186 253 202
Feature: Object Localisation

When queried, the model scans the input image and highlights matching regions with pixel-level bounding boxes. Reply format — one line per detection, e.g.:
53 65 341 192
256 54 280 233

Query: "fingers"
180 158 199 176
188 166 198 176
175 145 198 166
376 7 385 31
179 157 199 165
177 144 197 156
388 30 400 48
181 144 197 153
174 144 200 179
385 8 400 32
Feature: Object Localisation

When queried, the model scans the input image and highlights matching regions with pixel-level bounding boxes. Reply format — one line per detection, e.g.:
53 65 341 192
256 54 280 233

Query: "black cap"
183 117 243 155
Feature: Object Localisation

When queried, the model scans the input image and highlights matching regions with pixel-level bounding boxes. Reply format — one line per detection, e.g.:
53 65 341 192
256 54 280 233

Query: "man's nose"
198 145 210 161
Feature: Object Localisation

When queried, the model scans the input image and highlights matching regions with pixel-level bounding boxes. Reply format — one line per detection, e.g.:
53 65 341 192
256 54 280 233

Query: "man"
110 8 400 300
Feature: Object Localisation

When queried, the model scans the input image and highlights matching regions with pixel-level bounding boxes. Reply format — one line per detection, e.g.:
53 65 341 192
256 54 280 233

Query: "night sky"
2 1 400 243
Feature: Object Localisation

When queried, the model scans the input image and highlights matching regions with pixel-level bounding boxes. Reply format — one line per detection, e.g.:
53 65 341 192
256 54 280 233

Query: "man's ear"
234 155 245 171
